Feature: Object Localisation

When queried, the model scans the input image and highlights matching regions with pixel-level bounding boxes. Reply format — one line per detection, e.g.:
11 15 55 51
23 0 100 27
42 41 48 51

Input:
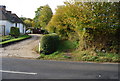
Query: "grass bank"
0 35 31 45
37 40 120 63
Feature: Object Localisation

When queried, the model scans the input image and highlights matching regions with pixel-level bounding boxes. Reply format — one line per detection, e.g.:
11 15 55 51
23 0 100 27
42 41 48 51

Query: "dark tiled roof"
12 14 23 23
0 6 23 23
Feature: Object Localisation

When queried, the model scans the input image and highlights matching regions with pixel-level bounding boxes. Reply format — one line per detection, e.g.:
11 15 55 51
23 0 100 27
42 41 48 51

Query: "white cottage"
0 5 26 36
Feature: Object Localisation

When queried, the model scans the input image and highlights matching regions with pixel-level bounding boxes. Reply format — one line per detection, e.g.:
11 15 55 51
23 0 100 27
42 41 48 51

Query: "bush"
10 27 20 37
40 34 59 54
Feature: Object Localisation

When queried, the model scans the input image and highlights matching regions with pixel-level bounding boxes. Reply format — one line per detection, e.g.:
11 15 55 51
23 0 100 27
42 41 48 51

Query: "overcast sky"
0 0 66 19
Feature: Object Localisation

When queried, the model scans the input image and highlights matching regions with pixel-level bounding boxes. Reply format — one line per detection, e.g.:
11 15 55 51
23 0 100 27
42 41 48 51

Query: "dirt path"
0 34 41 59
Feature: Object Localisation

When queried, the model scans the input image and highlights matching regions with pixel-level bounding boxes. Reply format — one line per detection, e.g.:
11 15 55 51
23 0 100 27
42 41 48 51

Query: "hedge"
10 27 20 37
40 34 59 54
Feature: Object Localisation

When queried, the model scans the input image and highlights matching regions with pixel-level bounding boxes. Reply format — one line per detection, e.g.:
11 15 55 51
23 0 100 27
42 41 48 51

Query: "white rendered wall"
13 23 15 27
13 23 25 34
24 25 26 34
0 20 13 35
19 23 23 34
17 23 24 34
0 20 25 35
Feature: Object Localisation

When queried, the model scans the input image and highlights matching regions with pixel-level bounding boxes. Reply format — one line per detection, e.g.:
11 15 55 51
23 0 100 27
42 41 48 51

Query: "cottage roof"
0 5 23 23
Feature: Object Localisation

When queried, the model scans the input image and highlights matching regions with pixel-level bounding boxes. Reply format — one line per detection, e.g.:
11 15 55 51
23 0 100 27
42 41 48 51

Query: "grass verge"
36 40 120 63
0 35 31 45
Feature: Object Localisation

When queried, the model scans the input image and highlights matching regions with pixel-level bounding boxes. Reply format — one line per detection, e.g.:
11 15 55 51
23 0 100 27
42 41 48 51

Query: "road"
1 57 119 79
0 34 40 58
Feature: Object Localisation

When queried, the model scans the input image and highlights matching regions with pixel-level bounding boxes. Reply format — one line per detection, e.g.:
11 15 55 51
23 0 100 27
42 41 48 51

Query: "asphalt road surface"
1 57 119 79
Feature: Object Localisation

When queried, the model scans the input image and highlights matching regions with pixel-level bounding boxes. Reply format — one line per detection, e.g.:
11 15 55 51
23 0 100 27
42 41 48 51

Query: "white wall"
0 20 13 35
17 23 25 34
12 23 25 34
16 23 26 34
20 23 23 33
13 23 15 27
24 25 26 34
0 20 26 35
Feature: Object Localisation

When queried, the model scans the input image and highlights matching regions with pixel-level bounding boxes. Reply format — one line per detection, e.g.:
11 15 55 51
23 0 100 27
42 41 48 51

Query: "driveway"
0 34 41 58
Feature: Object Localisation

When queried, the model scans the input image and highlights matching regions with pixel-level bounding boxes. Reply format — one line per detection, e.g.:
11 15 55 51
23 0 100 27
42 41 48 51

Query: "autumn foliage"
46 2 120 53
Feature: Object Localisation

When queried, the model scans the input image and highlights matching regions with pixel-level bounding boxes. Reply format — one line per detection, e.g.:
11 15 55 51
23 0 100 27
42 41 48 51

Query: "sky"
0 0 66 19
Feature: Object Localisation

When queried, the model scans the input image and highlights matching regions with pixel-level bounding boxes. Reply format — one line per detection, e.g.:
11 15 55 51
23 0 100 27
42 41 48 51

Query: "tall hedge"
40 34 59 54
10 27 20 37
46 2 120 53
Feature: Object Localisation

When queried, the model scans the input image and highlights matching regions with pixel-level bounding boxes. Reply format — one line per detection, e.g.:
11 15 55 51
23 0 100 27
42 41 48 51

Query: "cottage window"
15 23 17 27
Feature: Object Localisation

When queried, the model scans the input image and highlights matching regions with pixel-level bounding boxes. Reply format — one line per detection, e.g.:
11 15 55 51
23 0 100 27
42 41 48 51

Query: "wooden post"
39 41 40 52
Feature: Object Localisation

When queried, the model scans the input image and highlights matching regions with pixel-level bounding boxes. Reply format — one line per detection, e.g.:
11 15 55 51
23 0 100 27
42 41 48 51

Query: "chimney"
0 5 6 10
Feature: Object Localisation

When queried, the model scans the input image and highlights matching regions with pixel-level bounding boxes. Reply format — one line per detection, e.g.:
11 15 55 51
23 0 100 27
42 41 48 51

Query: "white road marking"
0 70 37 75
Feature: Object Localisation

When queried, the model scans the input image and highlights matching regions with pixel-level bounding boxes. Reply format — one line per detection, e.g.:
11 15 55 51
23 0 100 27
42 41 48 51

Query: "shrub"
10 27 20 37
40 34 59 54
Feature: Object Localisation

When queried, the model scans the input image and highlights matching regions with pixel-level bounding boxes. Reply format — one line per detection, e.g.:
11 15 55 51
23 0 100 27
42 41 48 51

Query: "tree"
34 6 44 28
24 19 33 27
34 5 53 29
46 1 120 52
20 17 34 28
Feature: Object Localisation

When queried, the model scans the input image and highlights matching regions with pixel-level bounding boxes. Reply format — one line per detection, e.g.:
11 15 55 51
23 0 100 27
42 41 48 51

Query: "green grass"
57 40 78 51
37 40 77 61
38 50 120 63
37 40 120 63
69 50 119 62
0 35 31 44
37 51 73 61
0 35 14 42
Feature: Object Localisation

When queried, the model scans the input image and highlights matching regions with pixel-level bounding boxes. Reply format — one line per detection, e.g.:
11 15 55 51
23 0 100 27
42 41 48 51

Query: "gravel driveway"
0 34 41 59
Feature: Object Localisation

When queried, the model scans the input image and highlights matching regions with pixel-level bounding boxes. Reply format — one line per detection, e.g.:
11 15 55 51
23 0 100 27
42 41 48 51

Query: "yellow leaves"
47 1 119 41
